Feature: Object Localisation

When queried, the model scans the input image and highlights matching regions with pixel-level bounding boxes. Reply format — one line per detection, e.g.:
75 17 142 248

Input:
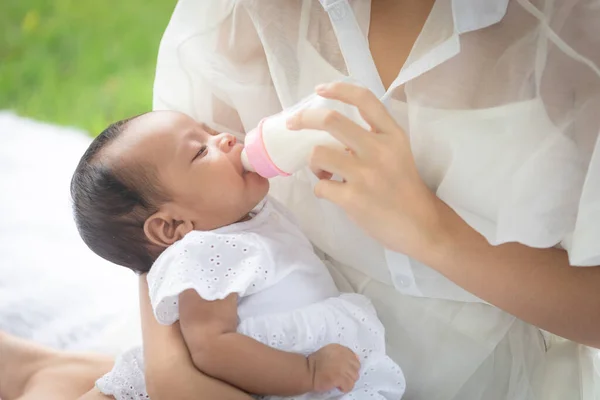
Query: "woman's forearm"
138 276 253 400
146 354 254 400
427 203 600 348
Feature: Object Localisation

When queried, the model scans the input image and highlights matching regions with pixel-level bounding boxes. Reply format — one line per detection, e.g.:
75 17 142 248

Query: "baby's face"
110 111 269 230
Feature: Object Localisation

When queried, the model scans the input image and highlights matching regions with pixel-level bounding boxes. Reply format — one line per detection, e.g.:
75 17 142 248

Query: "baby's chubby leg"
0 331 114 400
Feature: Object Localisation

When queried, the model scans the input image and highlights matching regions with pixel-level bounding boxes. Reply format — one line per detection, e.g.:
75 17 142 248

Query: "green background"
0 0 176 135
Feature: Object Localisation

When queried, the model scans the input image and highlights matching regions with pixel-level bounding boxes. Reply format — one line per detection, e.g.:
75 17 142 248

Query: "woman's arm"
178 290 359 396
428 205 600 348
139 276 254 400
289 82 600 348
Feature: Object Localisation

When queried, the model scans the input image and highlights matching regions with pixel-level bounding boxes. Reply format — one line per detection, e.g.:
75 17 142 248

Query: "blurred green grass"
0 0 176 135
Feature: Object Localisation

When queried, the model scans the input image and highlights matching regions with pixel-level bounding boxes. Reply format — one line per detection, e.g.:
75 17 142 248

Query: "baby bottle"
240 87 370 178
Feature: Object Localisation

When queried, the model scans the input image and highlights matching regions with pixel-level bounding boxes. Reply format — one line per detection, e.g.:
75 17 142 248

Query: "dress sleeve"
448 0 600 267
146 231 275 325
540 0 600 266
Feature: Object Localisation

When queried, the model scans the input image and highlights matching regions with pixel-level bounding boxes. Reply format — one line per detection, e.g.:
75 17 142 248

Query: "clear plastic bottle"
240 90 370 178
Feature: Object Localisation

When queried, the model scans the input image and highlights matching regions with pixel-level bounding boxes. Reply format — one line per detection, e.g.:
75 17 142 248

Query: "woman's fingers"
314 179 349 206
310 146 355 180
315 81 398 135
287 108 374 157
312 168 333 180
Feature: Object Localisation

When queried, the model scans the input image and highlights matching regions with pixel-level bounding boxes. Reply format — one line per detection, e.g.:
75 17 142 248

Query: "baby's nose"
217 133 236 151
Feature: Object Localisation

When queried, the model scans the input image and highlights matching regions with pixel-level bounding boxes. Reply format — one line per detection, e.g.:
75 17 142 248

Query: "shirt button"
394 274 412 289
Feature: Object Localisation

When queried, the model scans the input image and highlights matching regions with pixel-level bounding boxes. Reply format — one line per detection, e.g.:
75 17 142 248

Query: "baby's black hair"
70 114 166 274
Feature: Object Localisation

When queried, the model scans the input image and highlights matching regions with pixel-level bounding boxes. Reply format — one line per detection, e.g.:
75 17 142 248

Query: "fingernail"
315 83 328 94
286 114 298 129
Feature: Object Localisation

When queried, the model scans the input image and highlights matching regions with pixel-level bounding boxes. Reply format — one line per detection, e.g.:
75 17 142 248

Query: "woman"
149 0 600 398
2 0 599 399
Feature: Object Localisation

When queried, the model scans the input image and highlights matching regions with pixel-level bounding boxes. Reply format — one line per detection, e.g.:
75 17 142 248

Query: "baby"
70 110 406 400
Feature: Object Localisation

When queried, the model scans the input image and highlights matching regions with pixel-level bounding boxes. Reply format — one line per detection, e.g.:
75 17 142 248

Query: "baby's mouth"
234 144 247 176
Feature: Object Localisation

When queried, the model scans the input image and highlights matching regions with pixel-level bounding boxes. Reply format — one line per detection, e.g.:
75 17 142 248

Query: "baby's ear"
144 211 193 247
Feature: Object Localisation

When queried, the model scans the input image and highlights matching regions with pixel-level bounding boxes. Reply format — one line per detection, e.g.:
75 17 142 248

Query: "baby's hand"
308 344 360 393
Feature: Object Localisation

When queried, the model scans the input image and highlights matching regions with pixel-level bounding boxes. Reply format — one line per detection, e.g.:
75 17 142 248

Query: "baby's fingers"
345 367 360 383
336 375 357 393
350 353 361 370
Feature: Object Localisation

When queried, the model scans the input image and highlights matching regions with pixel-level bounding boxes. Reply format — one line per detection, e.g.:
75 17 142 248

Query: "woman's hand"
287 82 446 260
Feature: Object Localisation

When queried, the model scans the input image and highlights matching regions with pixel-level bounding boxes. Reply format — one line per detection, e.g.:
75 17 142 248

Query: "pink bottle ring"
244 118 291 178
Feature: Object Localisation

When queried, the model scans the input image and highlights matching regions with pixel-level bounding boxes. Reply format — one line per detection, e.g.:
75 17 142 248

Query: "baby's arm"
139 276 253 400
179 290 359 396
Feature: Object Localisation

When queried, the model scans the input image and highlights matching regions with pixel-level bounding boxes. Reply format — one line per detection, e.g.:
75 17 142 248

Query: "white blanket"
0 112 140 355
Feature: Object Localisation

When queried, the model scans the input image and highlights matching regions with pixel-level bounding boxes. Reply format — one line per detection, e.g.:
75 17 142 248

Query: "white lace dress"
96 199 405 400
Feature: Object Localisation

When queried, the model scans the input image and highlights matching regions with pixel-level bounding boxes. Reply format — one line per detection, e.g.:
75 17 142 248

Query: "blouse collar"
451 0 510 34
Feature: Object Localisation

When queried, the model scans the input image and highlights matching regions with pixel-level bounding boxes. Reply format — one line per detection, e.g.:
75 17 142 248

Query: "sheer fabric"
153 1 600 398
